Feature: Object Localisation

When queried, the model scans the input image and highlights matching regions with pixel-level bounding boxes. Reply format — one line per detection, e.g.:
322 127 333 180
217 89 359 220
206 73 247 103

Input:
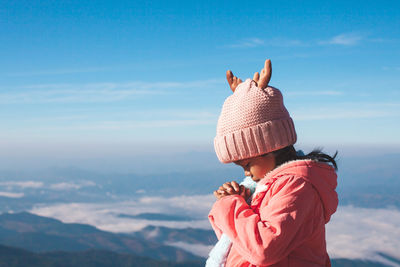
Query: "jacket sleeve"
208 176 319 266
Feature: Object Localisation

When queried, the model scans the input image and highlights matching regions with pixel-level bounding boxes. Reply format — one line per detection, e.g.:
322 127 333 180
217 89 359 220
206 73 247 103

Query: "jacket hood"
260 160 338 223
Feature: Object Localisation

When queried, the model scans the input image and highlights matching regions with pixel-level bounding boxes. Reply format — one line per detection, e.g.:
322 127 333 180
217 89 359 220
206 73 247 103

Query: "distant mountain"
0 244 205 267
337 152 400 208
331 258 391 267
0 244 392 267
130 226 400 267
0 212 201 262
0 212 395 267
1 152 400 212
0 165 240 198
0 166 240 213
118 213 194 221
131 225 217 245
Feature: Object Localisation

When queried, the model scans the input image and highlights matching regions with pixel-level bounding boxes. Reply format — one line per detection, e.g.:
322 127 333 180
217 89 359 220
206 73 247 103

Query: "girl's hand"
213 181 252 201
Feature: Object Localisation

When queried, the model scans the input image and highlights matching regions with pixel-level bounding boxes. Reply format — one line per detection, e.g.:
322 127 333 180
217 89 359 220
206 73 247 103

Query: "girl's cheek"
250 166 261 179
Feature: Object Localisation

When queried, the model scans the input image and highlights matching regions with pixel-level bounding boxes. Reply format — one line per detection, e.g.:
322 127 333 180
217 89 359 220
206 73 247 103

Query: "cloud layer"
327 206 400 266
1 79 224 104
29 195 400 265
319 33 364 46
0 192 24 198
228 33 368 49
0 181 44 189
30 195 214 232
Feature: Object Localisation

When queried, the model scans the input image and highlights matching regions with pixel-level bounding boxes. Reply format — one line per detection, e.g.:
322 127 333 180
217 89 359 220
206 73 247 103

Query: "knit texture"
214 79 297 163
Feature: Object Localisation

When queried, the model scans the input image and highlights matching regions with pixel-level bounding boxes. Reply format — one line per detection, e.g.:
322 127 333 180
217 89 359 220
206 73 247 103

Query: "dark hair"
272 145 338 171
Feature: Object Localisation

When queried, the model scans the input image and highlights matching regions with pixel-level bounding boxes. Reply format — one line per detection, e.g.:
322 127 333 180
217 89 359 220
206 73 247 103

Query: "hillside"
0 244 204 267
0 212 397 267
0 212 200 262
0 244 393 267
130 225 217 245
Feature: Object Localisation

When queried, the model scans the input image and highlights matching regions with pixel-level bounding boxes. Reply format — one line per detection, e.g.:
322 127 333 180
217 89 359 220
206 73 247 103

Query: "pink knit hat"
214 79 297 163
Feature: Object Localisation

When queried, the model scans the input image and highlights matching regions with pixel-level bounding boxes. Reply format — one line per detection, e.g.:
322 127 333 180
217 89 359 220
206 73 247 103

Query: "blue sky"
1 0 400 170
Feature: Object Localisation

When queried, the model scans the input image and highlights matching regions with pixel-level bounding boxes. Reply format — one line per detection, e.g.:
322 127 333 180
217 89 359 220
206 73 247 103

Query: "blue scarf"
206 176 257 267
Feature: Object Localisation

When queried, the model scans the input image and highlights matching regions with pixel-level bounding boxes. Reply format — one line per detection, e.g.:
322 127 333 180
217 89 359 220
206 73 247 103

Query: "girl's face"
235 153 276 182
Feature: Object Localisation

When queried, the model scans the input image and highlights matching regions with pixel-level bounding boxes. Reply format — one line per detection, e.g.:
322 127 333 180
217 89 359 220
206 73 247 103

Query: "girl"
208 59 338 267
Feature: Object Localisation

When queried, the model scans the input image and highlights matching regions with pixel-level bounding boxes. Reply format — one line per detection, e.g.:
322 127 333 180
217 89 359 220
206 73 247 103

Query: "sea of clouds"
30 195 214 232
0 180 98 199
29 194 400 265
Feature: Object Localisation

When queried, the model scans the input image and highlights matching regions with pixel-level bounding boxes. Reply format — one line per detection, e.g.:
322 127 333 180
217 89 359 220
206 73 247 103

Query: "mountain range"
0 212 396 267
0 244 393 267
0 244 204 267
0 212 200 262
1 152 400 213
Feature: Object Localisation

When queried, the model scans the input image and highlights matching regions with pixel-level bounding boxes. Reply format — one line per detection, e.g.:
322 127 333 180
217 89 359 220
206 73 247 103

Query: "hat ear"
226 59 272 92
226 70 242 93
257 59 272 90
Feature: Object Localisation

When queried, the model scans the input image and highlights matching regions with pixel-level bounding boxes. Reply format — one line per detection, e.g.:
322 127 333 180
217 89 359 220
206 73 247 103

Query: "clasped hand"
214 181 251 201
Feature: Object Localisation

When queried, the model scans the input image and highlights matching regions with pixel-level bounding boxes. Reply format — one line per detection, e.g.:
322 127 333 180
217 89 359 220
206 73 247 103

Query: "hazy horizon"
1 1 399 166
1 143 399 173
1 1 399 266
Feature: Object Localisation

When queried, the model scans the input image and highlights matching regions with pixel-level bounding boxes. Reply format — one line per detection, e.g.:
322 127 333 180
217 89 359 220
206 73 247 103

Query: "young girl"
207 59 338 267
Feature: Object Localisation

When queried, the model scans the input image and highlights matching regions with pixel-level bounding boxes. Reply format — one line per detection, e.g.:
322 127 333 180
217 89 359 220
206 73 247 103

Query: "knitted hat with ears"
214 62 297 163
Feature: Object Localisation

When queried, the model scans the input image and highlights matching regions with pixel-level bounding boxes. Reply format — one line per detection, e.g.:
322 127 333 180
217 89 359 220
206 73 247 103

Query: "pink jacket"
208 160 338 267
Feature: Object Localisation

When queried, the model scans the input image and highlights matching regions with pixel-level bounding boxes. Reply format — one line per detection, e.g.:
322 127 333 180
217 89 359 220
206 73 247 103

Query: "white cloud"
227 33 377 48
138 195 214 215
5 67 110 77
286 90 344 97
319 33 364 46
0 181 44 189
291 102 400 121
29 195 400 265
227 37 306 48
382 66 400 71
1 87 163 104
166 241 213 258
69 118 216 131
49 183 82 190
0 191 24 198
0 79 224 104
0 180 96 191
30 194 215 233
327 206 400 266
16 109 218 133
228 38 264 48
49 181 96 190
266 38 305 47
293 110 391 121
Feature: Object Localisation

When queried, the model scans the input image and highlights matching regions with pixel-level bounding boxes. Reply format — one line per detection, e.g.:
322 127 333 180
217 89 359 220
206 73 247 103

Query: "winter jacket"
208 160 338 267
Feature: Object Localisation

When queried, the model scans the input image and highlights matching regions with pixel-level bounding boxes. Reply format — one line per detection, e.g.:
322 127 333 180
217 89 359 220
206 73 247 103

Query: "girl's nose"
244 170 251 177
